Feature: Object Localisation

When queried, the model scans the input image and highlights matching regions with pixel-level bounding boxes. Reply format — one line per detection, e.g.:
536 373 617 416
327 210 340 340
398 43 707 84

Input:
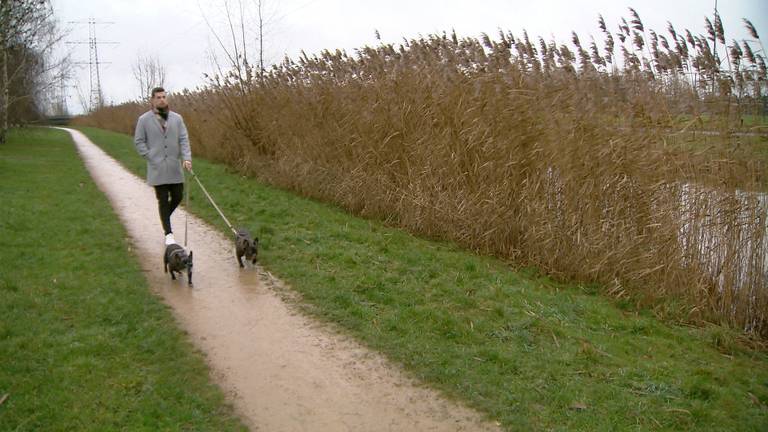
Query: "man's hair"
151 87 166 98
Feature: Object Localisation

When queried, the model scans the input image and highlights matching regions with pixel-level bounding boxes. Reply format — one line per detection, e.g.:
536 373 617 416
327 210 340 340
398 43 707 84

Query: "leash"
188 169 238 235
184 170 190 247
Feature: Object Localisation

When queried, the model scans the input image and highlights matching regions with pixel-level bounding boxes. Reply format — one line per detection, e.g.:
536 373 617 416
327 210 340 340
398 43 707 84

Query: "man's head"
150 87 168 110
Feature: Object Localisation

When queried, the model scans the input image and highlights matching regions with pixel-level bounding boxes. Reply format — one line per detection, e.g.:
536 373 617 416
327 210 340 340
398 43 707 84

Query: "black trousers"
154 183 183 235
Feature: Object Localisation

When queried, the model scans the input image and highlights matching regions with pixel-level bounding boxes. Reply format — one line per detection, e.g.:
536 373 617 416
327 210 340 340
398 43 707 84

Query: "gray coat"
134 110 192 186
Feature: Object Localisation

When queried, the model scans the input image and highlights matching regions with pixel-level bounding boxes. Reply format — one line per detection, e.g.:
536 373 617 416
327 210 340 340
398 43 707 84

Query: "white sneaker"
165 233 176 245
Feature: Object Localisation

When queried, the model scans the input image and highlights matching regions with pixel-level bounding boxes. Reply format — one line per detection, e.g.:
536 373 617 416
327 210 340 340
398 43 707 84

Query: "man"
134 87 192 245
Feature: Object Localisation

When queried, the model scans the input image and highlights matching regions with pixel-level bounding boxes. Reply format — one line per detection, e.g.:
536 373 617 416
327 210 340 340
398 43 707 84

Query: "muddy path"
61 128 501 432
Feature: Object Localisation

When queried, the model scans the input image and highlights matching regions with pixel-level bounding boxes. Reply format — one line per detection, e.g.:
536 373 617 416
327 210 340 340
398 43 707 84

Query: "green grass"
0 128 246 431
741 114 768 128
666 114 768 188
671 113 768 128
76 125 768 431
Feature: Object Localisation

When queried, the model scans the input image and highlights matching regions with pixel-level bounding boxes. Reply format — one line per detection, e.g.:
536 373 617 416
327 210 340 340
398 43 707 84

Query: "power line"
66 18 118 111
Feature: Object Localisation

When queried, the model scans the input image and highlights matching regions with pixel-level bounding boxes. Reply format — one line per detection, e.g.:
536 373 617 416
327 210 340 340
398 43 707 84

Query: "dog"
235 228 259 268
164 243 193 286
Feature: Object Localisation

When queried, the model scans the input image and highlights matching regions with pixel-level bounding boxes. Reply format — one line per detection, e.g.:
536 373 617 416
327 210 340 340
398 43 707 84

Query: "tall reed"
77 10 768 338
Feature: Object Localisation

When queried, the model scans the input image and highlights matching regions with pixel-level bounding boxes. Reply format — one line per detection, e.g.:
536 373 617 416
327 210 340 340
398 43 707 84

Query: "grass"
79 12 768 337
741 114 768 128
74 125 768 431
665 125 768 176
671 113 768 132
0 127 246 431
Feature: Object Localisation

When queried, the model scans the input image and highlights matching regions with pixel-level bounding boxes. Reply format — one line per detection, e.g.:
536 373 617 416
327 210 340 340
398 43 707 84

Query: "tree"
200 0 273 91
0 0 66 143
132 54 167 100
196 0 276 156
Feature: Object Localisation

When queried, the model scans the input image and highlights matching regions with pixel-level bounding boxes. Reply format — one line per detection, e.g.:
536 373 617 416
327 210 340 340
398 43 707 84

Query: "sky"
50 0 768 114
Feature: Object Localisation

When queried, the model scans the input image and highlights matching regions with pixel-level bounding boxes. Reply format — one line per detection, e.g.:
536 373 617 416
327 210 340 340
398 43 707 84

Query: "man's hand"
183 160 192 171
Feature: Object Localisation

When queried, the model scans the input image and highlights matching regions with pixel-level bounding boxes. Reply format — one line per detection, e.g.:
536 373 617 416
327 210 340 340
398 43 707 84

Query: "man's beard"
156 105 169 120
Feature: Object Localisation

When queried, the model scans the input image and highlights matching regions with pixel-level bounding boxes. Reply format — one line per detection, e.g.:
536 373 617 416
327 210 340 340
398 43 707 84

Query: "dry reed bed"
78 13 768 338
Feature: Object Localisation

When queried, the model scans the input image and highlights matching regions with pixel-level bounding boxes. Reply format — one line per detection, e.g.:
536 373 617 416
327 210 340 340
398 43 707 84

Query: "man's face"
151 92 168 110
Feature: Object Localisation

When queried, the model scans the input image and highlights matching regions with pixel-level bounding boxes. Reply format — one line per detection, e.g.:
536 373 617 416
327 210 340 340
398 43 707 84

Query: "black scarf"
156 106 169 120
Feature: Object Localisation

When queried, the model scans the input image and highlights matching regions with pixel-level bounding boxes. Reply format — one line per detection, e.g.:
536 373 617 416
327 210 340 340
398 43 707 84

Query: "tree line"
0 0 67 144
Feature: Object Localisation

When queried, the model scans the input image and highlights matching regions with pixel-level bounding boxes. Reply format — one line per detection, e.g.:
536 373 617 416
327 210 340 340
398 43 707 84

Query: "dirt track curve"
61 128 501 432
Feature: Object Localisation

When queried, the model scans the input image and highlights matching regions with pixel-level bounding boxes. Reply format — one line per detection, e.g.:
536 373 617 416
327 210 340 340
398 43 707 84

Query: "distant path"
61 128 501 432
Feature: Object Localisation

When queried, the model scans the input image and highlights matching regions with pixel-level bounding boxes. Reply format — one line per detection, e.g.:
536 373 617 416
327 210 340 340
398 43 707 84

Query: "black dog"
235 228 259 268
164 243 193 286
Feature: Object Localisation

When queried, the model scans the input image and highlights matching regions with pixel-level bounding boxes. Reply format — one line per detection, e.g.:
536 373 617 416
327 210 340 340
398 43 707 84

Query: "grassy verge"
75 125 768 431
0 128 246 431
742 114 768 128
672 113 768 128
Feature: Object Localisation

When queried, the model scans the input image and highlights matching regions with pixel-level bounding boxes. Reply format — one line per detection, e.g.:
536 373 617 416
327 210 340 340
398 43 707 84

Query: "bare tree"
132 54 167 100
0 0 66 143
74 81 91 114
199 0 273 91
37 59 73 116
256 0 264 81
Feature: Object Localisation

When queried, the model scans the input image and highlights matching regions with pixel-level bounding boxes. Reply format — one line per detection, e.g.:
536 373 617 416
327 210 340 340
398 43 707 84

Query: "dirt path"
61 128 501 432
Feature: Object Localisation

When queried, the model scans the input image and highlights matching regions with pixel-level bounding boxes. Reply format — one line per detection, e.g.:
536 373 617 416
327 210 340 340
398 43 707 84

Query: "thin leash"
184 169 190 248
188 169 238 236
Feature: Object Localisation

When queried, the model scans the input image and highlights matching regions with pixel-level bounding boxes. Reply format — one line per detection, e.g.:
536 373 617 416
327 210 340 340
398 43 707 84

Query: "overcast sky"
51 0 767 114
